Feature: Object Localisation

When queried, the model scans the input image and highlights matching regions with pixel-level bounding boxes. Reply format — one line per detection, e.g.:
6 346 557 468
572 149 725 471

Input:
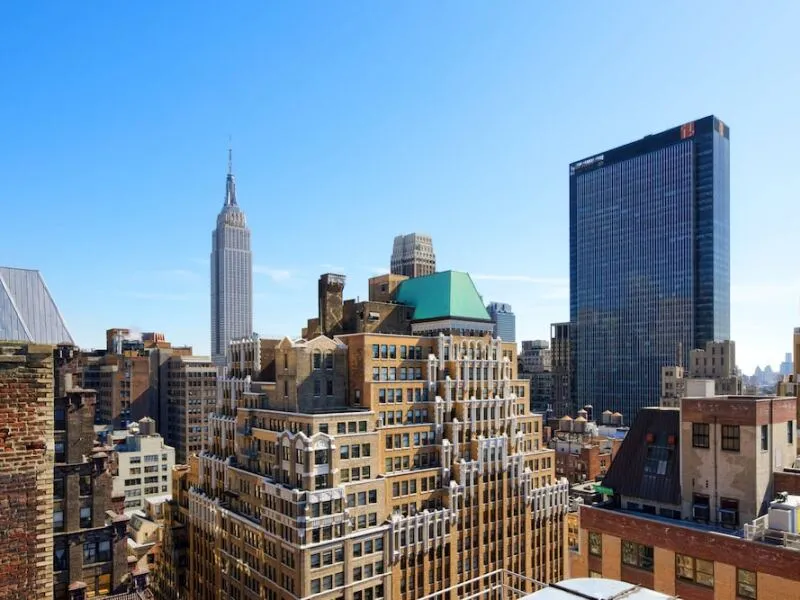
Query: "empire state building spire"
225 147 237 207
211 146 253 365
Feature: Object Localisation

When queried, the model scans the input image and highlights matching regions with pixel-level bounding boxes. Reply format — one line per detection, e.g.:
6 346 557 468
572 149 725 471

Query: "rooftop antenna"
227 135 233 175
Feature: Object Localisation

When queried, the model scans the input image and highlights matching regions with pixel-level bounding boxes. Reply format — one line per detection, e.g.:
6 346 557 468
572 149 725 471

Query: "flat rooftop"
522 578 677 600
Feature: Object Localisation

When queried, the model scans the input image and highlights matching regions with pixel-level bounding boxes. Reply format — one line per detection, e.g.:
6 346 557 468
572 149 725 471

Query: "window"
789 421 794 444
97 574 111 595
721 425 740 451
54 477 65 499
761 424 769 451
80 474 92 496
621 541 653 570
313 353 322 369
313 379 321 396
389 345 396 359
372 345 379 359
83 542 98 564
692 423 709 448
54 547 68 571
325 353 333 370
676 554 714 587
54 441 65 463
737 568 756 599
326 380 334 396
719 497 739 527
54 407 65 430
53 510 64 532
80 506 92 528
692 493 710 521
588 532 602 556
340 445 349 460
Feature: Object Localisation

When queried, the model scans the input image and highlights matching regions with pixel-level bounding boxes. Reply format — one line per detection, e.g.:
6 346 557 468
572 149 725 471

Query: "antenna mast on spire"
227 135 233 175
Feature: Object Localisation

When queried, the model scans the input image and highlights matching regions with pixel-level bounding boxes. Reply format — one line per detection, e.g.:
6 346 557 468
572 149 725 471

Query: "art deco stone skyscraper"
210 150 253 365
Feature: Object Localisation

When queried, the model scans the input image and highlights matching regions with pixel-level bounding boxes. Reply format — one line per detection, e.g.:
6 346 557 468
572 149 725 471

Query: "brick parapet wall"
0 343 55 600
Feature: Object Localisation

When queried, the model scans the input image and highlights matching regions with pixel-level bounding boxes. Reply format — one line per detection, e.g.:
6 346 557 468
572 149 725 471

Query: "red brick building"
0 343 54 600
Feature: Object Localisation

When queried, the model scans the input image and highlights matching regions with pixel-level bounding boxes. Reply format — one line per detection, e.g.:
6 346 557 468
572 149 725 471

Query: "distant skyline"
2 2 799 372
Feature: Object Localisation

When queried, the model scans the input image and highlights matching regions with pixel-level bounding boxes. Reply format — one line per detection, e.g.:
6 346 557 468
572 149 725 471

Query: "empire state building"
210 150 253 365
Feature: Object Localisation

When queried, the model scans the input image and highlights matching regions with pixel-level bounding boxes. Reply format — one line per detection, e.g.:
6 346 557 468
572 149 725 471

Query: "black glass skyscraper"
569 116 730 423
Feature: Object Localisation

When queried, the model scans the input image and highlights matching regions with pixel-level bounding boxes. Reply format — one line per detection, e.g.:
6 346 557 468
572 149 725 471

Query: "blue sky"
2 2 798 373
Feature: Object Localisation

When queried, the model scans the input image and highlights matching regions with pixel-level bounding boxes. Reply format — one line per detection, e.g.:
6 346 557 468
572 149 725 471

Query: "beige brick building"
161 271 570 600
570 394 800 598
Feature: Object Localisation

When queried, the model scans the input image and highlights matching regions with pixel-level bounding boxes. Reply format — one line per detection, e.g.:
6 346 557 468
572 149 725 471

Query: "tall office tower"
570 116 731 422
550 322 573 418
167 271 569 600
486 302 516 342
160 354 217 463
390 233 436 278
779 352 793 377
210 149 253 365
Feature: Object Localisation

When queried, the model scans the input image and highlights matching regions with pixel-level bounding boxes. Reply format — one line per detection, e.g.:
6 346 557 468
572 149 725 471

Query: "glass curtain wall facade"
569 116 730 422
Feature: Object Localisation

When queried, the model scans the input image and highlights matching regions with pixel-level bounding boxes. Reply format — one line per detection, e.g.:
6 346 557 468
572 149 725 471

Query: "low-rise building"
570 394 800 597
109 418 175 513
549 409 624 486
660 340 742 408
127 497 169 580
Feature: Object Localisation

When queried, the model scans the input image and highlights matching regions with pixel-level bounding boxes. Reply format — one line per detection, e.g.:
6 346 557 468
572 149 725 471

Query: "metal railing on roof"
744 514 800 550
415 569 547 600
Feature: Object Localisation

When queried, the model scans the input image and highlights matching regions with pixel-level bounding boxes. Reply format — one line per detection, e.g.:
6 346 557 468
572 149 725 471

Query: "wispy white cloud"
254 265 292 282
472 274 568 285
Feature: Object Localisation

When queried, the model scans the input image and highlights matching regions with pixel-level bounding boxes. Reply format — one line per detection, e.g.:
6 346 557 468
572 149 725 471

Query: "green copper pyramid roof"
394 271 491 322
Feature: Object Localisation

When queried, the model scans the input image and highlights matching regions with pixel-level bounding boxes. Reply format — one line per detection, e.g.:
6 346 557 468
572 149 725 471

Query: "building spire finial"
227 135 233 175
224 139 237 207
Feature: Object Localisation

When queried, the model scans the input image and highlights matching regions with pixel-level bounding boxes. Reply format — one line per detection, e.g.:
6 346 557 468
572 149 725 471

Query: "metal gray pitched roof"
0 267 75 345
